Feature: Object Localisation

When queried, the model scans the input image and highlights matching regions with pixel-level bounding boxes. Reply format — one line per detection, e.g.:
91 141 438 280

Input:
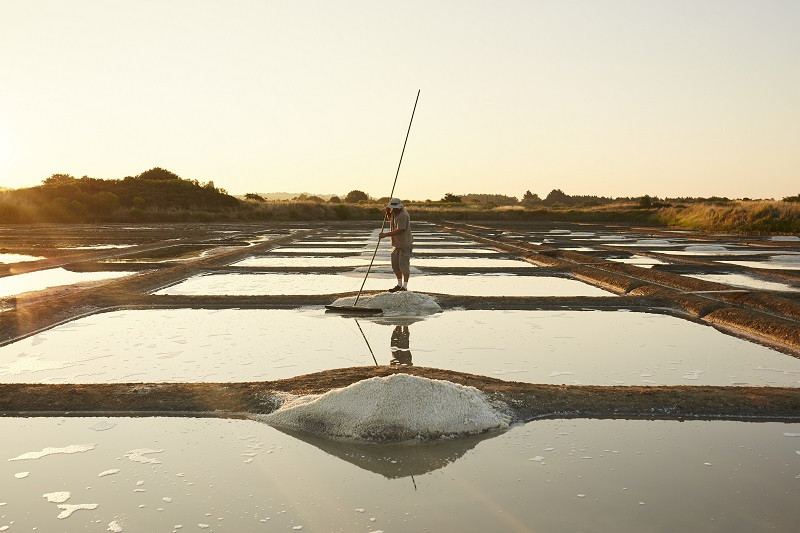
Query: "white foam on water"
9 443 96 461
43 491 71 503
15 471 29 478
98 469 120 477
124 449 164 464
783 432 800 437
57 503 98 519
330 291 442 317
261 374 510 441
90 420 117 431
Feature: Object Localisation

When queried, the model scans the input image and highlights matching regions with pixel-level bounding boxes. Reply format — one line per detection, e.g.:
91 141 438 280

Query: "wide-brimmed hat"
387 198 404 209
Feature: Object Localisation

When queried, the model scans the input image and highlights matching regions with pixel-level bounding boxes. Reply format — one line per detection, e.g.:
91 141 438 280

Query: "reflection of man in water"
390 325 412 366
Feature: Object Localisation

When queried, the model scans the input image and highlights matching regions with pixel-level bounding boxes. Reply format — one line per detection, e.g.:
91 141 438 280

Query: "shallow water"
232 256 374 267
686 273 800 292
721 256 800 270
607 255 669 267
231 256 532 269
0 416 797 532
0 268 134 298
0 253 44 264
662 247 800 257
1 309 797 386
154 273 608 297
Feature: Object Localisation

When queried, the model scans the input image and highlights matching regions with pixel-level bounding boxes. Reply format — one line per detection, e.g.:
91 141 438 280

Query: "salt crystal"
163 497 173 502
108 520 123 532
98 469 120 477
124 449 163 464
783 433 800 437
14 471 29 478
43 492 71 503
9 443 96 461
530 456 544 462
57 503 98 519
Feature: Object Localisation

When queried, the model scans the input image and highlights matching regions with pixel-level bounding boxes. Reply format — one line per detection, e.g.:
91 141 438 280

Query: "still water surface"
1 309 796 387
0 416 797 532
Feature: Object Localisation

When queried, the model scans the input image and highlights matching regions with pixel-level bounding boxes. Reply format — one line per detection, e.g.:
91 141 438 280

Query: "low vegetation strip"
2 168 799 233
1 367 798 422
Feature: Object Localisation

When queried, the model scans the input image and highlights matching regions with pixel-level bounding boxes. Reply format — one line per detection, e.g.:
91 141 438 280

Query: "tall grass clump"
654 201 800 234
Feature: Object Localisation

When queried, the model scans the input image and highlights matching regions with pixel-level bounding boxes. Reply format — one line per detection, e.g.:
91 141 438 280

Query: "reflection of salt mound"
770 236 800 242
262 374 510 441
330 291 441 316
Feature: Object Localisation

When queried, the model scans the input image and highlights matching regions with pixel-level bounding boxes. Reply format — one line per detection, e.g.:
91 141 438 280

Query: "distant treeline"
1 168 798 233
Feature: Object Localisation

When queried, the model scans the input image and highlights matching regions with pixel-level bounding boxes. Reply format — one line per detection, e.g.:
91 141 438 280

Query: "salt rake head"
324 305 383 315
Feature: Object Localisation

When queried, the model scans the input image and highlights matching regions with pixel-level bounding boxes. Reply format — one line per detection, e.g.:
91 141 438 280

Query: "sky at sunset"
1 0 798 200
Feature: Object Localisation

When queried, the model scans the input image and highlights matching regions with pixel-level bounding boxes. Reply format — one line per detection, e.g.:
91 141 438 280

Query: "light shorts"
391 247 412 277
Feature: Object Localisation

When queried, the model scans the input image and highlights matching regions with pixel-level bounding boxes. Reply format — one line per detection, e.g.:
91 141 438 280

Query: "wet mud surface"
1 221 799 421
1 366 797 422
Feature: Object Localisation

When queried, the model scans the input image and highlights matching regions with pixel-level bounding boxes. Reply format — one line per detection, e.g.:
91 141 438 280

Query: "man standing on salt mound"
378 197 414 292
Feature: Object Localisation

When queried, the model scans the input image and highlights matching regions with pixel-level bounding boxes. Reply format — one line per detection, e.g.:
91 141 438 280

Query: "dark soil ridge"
1 367 798 423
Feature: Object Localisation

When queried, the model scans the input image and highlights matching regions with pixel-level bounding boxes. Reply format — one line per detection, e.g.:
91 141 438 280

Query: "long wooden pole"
353 90 420 307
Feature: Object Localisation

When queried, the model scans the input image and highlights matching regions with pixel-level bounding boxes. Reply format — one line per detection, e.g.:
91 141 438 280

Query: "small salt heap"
330 291 441 317
260 374 510 441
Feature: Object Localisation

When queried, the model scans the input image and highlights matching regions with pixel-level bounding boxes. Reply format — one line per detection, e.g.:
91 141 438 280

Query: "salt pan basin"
0 253 44 264
0 416 796 532
0 268 133 298
155 272 610 297
686 273 800 292
263 374 510 441
1 309 798 386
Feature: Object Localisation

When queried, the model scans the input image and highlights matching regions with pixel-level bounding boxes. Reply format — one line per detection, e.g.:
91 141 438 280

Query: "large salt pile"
330 291 441 316
261 374 510 441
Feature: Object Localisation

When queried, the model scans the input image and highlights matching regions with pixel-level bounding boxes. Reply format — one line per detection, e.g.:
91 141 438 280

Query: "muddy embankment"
1 367 798 423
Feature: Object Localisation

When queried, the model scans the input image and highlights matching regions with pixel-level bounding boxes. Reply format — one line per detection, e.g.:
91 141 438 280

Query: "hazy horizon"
2 1 798 200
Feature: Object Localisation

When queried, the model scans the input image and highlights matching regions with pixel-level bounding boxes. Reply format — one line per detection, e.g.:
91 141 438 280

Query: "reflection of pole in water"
354 319 378 366
390 325 412 366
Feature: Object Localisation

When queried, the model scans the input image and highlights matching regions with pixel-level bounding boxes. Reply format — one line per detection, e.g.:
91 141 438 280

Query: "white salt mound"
330 291 441 317
261 374 510 441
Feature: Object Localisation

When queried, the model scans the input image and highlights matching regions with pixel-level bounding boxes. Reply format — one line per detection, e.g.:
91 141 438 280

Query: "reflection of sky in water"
155 273 608 297
232 256 533 268
607 255 669 267
0 268 133 298
685 273 800 292
721 256 800 270
0 416 796 532
662 247 800 256
1 309 797 387
0 253 44 264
